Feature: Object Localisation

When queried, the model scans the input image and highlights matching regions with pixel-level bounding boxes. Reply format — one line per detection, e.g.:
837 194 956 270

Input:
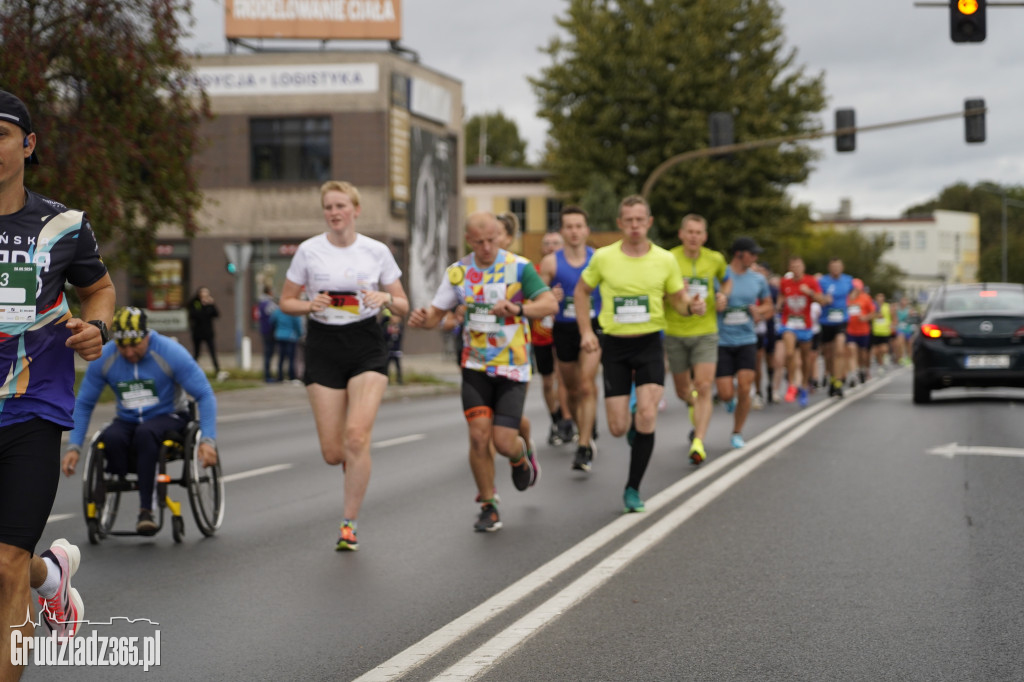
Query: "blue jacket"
69 331 217 447
271 309 304 343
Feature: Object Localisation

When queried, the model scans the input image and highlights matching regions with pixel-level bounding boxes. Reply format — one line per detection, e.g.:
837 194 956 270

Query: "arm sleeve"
665 255 685 296
65 213 109 289
167 341 218 440
520 263 550 300
68 360 107 447
580 251 602 289
380 247 403 285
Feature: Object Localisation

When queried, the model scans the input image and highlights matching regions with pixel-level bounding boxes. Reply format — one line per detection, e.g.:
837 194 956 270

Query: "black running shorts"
303 317 388 389
0 418 64 554
461 368 528 429
600 332 665 398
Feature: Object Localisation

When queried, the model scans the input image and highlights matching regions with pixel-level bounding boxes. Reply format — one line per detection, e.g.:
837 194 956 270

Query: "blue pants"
277 340 297 381
100 412 189 511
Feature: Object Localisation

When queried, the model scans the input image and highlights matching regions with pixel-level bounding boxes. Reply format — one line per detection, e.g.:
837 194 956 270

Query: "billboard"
225 0 401 41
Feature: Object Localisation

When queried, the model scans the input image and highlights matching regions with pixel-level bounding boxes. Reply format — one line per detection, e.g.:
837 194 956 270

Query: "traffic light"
708 112 734 148
225 258 238 275
951 0 986 43
835 108 856 152
965 98 986 143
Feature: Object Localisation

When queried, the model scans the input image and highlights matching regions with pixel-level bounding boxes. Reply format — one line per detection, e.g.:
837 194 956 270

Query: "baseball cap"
0 90 39 165
730 236 763 255
852 278 865 290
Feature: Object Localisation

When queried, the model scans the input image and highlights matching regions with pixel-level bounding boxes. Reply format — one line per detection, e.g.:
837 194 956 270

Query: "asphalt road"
25 368 1024 681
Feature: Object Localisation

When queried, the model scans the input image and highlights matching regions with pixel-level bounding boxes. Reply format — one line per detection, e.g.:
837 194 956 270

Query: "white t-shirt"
285 233 402 325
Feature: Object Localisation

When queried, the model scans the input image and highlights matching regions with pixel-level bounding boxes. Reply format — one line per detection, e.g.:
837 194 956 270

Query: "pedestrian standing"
188 286 224 379
257 284 278 382
271 306 304 382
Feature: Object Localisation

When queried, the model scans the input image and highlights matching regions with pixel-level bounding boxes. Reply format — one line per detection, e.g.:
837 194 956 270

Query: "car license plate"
965 355 1010 369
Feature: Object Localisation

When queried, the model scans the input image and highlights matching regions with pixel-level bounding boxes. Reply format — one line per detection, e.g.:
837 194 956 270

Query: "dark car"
912 282 1024 403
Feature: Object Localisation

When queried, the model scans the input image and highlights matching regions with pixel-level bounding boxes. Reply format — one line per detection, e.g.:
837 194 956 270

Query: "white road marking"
374 434 426 448
354 375 897 682
926 442 1024 459
219 406 310 423
221 463 293 482
45 513 74 524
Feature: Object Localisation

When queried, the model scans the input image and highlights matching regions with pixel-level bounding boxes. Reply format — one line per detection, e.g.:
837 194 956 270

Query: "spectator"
271 306 304 383
188 286 225 380
383 314 404 385
257 285 278 382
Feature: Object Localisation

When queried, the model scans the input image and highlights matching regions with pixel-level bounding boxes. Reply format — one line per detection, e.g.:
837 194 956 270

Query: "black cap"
0 90 39 165
731 236 763 255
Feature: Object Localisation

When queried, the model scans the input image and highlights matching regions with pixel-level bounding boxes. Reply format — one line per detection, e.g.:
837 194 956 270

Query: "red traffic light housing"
951 0 986 43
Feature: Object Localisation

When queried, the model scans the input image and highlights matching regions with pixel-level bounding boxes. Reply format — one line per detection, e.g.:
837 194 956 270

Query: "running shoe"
557 418 577 445
572 445 593 472
797 387 809 408
785 384 798 402
335 522 358 551
474 504 502 532
525 439 541 487
623 487 645 513
136 509 157 536
689 437 707 465
547 422 563 446
511 440 535 491
725 397 737 413
730 433 745 449
37 539 83 638
751 393 765 410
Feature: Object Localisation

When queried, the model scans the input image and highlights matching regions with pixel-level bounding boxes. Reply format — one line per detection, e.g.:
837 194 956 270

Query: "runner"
0 90 116 677
573 195 701 512
408 212 557 532
664 214 729 465
817 258 855 397
870 290 894 373
539 206 602 472
778 257 825 408
845 278 876 384
533 230 574 446
716 238 773 448
278 180 410 551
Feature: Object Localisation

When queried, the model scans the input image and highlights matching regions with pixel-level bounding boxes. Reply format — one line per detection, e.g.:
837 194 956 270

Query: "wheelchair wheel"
81 434 119 544
186 426 224 536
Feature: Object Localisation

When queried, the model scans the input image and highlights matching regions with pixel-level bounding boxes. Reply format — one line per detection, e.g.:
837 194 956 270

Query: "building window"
898 231 910 250
251 117 331 182
916 231 927 250
509 198 526 233
546 198 563 231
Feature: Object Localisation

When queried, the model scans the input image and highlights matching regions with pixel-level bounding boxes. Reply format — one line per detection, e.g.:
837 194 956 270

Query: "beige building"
115 49 463 358
813 204 979 301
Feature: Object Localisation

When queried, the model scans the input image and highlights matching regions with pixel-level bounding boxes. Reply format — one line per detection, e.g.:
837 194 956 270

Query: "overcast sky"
183 0 1024 219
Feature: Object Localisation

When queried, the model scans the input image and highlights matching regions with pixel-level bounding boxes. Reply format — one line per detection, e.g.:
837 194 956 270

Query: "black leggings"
192 335 220 373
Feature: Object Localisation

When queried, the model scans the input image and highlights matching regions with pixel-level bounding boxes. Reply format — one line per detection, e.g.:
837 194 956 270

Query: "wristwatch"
88 320 109 344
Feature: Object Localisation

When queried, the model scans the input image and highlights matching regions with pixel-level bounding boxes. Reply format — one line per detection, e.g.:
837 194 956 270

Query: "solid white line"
45 513 74 524
353 376 895 682
219 406 310 423
433 374 898 680
221 463 293 482
374 434 426 448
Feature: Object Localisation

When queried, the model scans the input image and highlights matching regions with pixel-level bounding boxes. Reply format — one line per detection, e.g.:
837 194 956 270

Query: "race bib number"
466 301 501 333
116 379 159 410
563 296 577 320
0 263 37 322
848 305 861 317
613 295 650 324
540 314 554 330
722 306 751 326
687 277 709 302
321 290 361 323
786 317 807 330
827 308 845 323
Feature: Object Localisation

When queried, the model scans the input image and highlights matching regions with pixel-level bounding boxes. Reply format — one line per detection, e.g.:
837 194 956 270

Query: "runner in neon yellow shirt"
664 214 730 465
574 195 703 513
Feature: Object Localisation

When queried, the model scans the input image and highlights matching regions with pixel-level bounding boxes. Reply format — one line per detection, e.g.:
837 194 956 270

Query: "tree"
578 173 619 231
903 181 1024 282
464 112 529 167
0 0 210 279
531 0 826 252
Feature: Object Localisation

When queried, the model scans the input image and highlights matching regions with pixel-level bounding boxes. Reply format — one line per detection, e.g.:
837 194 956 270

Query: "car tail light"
1014 326 1024 338
921 323 958 339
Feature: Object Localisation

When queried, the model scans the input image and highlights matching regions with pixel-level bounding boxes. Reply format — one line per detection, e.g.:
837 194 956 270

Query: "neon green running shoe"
623 486 645 513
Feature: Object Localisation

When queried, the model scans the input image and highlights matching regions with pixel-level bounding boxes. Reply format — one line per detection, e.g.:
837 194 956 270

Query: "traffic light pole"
641 105 987 199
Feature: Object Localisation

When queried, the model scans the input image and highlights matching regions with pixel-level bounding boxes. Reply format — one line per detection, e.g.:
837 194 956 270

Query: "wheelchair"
80 402 224 544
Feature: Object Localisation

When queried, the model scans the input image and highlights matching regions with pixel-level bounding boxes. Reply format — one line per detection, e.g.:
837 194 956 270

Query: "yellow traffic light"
958 0 978 15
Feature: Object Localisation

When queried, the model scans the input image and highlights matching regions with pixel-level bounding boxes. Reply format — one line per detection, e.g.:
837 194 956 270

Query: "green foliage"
465 111 529 167
775 228 906 297
903 181 1024 283
0 0 210 282
531 0 826 250
578 173 620 232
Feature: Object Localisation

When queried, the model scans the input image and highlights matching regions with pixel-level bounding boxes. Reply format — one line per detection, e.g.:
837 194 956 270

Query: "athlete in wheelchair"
61 307 224 543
